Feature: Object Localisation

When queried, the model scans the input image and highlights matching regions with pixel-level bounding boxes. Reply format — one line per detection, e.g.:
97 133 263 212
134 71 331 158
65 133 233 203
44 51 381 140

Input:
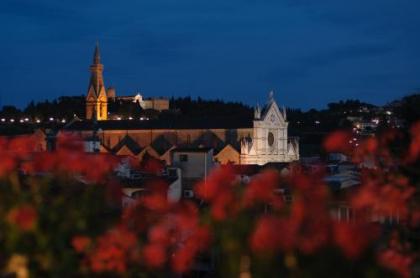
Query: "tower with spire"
86 43 108 121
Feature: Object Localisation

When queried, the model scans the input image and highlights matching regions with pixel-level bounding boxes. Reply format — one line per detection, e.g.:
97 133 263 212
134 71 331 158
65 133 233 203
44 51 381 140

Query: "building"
133 94 169 111
85 44 108 121
240 91 299 165
68 44 299 166
85 45 169 119
171 147 214 198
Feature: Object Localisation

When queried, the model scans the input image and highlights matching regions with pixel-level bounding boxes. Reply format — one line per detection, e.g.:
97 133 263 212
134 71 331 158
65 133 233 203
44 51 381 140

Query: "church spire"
86 43 108 121
93 42 101 64
268 90 275 103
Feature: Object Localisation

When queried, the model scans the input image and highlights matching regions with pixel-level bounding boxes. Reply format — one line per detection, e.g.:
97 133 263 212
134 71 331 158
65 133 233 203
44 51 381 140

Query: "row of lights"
296 121 322 125
115 116 150 121
0 117 67 124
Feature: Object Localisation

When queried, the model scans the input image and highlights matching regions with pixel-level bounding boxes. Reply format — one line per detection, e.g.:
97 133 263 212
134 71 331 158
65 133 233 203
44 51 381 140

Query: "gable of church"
260 101 285 126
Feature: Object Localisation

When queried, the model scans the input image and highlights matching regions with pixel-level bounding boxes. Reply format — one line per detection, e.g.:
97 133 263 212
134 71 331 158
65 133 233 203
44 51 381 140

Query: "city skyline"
1 0 419 109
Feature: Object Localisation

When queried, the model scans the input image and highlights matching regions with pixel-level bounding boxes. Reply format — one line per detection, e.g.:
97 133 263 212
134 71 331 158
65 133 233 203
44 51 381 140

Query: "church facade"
67 45 299 165
241 92 299 165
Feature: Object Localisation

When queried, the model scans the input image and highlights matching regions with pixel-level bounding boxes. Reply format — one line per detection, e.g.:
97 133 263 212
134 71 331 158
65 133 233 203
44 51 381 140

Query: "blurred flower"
333 222 379 259
88 226 137 274
323 131 352 153
250 216 286 253
72 236 91 253
242 170 283 209
171 226 211 273
195 165 238 220
143 243 166 268
378 249 412 278
0 153 16 176
406 121 420 162
7 205 37 232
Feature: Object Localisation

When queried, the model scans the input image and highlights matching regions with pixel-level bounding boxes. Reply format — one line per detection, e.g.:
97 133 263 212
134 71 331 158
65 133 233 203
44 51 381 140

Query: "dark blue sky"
1 0 419 110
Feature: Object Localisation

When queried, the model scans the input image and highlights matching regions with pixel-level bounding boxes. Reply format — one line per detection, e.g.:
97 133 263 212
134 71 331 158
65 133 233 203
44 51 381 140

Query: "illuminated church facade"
67 45 299 165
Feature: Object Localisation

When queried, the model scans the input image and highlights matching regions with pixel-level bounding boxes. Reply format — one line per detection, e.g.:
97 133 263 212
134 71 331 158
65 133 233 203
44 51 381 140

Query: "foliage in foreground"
0 124 419 277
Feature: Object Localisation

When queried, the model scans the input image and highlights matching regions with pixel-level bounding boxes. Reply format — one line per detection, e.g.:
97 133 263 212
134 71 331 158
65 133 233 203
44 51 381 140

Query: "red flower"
171 226 211 273
378 249 413 278
323 131 352 153
194 165 236 201
72 236 91 253
144 191 170 212
250 216 292 253
195 165 239 221
88 226 138 274
407 121 420 162
143 243 167 268
7 135 37 157
353 137 378 163
7 205 37 231
0 153 16 177
351 179 415 220
148 224 170 246
242 170 283 209
333 222 379 259
56 132 85 152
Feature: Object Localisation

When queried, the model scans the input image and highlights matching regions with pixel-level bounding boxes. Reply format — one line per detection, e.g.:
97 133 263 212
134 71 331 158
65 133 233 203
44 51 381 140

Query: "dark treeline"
169 96 253 118
0 94 419 130
1 96 85 120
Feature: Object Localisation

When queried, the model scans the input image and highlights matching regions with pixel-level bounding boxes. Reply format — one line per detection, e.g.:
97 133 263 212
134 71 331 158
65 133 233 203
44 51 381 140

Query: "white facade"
240 92 299 165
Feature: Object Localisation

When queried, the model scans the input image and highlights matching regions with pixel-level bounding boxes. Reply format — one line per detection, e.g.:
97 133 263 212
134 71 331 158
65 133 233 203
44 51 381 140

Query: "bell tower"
86 43 108 120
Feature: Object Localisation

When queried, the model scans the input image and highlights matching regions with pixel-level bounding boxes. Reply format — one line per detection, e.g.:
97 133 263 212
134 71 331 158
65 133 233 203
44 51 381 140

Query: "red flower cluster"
195 165 238 220
323 130 352 153
8 133 120 183
88 226 138 274
351 176 415 221
7 204 38 232
378 249 413 278
333 221 379 259
246 171 327 255
407 121 420 162
242 169 283 209
72 236 91 253
0 135 37 176
142 201 211 273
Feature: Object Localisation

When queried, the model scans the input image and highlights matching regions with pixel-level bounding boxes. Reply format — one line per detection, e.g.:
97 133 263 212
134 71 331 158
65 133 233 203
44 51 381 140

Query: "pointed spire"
268 90 274 103
93 42 101 64
282 105 287 120
254 103 261 119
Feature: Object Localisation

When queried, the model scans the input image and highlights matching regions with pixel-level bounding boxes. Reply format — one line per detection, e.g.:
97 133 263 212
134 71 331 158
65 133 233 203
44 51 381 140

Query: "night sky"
1 0 419 110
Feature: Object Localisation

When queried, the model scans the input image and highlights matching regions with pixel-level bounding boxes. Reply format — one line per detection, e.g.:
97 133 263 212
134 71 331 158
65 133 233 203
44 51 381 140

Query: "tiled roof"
112 135 143 155
151 135 174 156
171 147 213 153
64 117 253 131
